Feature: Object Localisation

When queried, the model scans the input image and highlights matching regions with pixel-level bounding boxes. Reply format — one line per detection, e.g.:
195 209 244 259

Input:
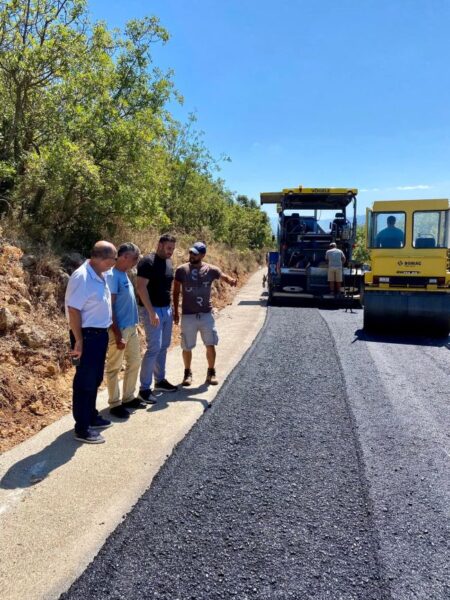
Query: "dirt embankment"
0 239 262 453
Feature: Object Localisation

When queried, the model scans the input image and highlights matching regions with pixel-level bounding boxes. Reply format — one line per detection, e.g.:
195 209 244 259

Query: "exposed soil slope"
0 240 260 453
0 244 73 451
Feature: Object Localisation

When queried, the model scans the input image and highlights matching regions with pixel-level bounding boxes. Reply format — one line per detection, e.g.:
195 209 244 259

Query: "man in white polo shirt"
65 241 117 444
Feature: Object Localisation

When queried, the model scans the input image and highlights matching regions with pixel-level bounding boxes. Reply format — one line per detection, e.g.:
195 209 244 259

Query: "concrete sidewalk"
0 270 266 600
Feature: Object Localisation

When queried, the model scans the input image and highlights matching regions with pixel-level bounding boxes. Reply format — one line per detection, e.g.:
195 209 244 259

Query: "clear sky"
89 0 450 219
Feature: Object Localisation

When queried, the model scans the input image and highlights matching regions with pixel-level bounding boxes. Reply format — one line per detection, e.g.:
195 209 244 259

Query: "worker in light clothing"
325 242 346 296
105 242 145 420
65 241 117 444
173 241 237 386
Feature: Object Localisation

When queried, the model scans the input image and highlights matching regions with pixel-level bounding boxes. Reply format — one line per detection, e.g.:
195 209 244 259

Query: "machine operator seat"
415 236 436 248
286 217 300 233
332 212 350 238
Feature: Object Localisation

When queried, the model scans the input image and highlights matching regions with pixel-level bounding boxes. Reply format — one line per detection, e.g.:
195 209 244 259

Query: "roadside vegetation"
0 0 271 253
0 0 271 452
352 226 370 265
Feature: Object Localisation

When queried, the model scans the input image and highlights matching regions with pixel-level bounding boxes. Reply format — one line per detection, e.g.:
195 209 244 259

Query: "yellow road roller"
364 199 450 336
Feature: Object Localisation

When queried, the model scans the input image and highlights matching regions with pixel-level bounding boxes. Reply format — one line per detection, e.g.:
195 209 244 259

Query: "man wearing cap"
173 242 237 386
136 233 178 404
325 242 346 296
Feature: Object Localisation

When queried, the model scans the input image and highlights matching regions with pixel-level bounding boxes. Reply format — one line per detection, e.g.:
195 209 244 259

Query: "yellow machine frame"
364 198 450 334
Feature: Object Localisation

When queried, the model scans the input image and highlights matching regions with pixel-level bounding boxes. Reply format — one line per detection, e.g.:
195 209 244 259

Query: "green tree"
352 225 370 264
1 0 176 247
0 0 87 193
224 195 272 249
0 0 273 254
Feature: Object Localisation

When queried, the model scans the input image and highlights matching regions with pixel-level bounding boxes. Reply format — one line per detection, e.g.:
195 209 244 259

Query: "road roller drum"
364 290 450 336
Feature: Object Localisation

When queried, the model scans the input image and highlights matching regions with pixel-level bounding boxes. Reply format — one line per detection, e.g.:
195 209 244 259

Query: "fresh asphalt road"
62 304 450 600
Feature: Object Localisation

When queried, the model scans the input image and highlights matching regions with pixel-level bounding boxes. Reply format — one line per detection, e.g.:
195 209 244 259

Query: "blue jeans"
71 328 109 436
139 306 173 390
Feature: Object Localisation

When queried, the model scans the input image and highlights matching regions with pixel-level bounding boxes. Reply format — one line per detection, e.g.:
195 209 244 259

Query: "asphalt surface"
320 307 450 599
62 306 391 600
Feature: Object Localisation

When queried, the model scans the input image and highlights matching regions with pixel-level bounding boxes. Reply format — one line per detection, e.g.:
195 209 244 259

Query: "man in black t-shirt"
136 234 178 403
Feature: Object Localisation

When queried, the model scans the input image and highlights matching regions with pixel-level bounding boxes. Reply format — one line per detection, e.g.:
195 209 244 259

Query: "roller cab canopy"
371 198 450 212
260 187 358 211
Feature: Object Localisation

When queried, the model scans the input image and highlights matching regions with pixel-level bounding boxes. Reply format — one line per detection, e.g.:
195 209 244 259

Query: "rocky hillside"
0 244 78 452
0 239 261 453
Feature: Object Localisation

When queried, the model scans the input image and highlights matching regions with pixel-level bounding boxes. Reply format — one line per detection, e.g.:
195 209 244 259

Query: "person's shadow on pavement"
148 383 210 413
0 430 79 489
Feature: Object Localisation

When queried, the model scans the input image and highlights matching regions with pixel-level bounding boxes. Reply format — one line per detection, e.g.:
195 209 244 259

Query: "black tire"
267 287 282 306
357 279 364 308
363 307 377 332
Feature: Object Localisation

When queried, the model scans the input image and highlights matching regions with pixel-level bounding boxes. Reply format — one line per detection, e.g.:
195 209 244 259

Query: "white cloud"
395 185 431 190
360 184 432 193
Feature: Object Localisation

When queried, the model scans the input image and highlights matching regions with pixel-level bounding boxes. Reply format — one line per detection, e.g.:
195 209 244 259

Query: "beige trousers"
105 325 141 407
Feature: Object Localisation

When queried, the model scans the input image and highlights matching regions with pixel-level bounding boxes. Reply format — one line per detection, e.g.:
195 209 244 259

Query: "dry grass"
0 229 266 453
115 227 264 277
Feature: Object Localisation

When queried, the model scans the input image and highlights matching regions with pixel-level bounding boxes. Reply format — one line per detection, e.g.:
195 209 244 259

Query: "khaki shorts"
181 312 219 350
328 267 343 283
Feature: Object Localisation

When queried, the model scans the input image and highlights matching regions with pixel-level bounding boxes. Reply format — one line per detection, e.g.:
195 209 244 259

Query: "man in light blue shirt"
65 241 117 444
375 215 404 248
105 243 143 419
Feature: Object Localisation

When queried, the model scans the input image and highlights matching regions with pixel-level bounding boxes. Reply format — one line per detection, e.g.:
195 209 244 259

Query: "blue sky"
89 0 450 220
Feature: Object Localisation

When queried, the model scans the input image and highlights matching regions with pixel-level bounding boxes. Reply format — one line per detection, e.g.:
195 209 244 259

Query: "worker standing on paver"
105 242 146 419
325 242 346 297
173 241 237 386
65 241 117 444
136 234 178 404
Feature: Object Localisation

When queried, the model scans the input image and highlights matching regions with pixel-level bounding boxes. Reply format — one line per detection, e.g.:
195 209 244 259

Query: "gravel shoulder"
62 306 388 600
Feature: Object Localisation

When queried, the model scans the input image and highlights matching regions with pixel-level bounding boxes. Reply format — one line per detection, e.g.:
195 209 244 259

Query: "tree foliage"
0 0 271 252
352 225 370 264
